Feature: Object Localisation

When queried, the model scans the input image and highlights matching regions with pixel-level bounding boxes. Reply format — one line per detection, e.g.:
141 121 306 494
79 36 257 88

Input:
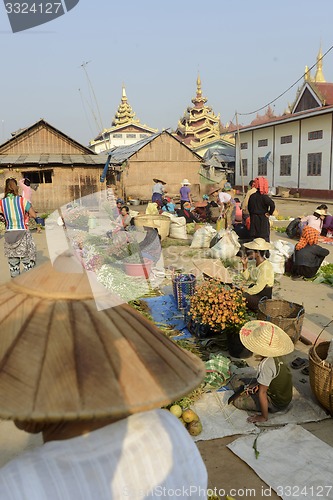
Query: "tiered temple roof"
89 86 157 152
175 76 221 148
111 86 141 127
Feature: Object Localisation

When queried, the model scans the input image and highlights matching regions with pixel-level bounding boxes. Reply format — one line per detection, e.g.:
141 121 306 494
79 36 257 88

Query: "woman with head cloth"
0 177 37 278
247 177 275 242
291 225 329 280
230 320 294 423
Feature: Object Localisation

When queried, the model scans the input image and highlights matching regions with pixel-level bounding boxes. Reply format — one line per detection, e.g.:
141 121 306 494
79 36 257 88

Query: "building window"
113 133 122 138
308 130 323 140
22 170 53 184
258 157 267 176
126 133 136 138
240 142 248 150
280 155 292 176
281 135 292 144
240 159 248 176
307 153 322 176
140 134 148 138
258 139 268 147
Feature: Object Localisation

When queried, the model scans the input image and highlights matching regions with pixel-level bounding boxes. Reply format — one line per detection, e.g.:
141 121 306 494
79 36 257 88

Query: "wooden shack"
0 119 107 211
107 131 204 201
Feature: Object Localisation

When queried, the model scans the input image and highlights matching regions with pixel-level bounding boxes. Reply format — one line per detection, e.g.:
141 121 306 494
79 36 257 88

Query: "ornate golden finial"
314 46 326 83
196 74 202 96
304 65 311 82
122 84 127 100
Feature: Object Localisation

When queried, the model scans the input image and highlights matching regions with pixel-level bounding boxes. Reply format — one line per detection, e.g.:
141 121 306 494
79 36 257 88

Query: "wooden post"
235 112 245 200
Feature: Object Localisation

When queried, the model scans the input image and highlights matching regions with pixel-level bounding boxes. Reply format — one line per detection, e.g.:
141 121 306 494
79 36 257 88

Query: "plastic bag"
210 229 240 259
216 216 225 232
145 202 159 215
286 217 301 238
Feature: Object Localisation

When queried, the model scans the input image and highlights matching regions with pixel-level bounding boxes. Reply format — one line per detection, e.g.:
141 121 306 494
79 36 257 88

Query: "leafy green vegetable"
253 435 260 459
312 264 333 286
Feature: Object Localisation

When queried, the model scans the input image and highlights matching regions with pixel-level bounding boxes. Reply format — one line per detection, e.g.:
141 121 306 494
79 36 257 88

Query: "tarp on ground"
228 424 333 500
143 295 192 339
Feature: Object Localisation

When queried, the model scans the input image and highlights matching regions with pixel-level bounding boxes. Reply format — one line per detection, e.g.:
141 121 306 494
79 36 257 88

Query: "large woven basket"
134 215 170 241
309 341 333 415
257 298 304 343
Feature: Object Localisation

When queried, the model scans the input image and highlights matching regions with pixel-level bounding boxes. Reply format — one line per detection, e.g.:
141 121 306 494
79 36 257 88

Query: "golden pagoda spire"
304 65 311 82
196 74 202 97
314 46 326 83
112 85 139 127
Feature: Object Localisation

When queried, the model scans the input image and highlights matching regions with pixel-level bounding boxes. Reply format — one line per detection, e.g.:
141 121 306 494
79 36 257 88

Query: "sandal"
290 357 308 369
301 366 310 376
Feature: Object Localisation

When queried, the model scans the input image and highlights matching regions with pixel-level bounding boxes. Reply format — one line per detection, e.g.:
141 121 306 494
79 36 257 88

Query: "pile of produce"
188 281 249 334
168 404 202 436
312 263 333 286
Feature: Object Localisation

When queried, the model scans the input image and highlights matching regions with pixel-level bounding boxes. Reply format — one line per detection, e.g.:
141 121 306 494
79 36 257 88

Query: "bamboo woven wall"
0 126 89 155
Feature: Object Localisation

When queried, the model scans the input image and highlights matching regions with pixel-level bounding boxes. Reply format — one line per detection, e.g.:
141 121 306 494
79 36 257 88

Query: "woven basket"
172 273 196 310
257 298 304 343
309 341 333 415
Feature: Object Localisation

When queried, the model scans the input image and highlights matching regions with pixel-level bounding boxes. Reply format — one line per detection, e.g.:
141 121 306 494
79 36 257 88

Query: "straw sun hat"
314 209 326 216
208 186 219 196
153 178 166 185
244 238 274 251
181 178 191 185
0 258 205 423
240 320 294 358
194 258 232 283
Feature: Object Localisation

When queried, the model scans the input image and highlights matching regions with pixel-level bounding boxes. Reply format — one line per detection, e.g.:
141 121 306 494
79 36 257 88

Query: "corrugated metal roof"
108 132 161 164
202 146 235 165
0 154 107 166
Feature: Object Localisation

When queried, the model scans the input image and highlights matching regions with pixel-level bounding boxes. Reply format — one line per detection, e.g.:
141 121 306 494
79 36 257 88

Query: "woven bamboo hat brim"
240 320 294 358
0 259 205 423
244 238 274 251
208 186 219 196
153 178 166 185
194 259 232 283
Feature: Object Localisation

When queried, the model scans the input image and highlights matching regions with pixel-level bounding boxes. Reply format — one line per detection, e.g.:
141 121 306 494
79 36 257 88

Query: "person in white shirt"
300 209 326 234
0 256 207 500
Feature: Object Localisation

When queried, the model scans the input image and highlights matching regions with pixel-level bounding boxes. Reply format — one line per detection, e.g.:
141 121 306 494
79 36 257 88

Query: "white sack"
210 229 240 259
190 225 216 248
169 215 188 240
274 239 294 258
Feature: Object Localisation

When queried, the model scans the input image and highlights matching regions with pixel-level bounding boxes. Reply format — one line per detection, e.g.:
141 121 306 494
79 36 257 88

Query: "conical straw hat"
0 258 205 422
194 258 232 283
240 320 294 358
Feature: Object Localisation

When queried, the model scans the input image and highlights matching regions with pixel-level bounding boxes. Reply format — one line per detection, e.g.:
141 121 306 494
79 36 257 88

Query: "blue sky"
1 0 333 146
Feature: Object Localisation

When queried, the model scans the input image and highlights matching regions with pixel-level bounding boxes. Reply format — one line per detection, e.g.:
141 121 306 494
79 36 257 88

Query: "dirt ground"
0 197 332 499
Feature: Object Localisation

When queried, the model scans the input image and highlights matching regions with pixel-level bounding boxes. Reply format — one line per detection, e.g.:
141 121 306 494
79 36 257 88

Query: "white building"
235 49 333 199
89 86 157 153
